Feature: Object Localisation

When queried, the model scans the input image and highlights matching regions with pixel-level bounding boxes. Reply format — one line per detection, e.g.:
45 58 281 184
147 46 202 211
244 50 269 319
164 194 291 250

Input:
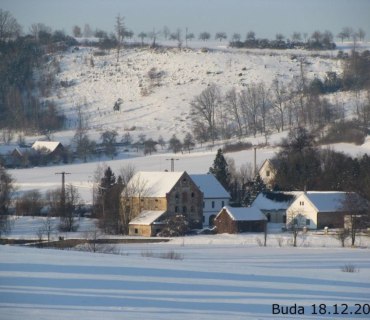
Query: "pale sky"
1 0 370 40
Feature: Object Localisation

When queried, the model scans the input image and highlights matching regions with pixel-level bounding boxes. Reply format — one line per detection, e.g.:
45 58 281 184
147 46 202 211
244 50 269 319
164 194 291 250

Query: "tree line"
190 51 370 146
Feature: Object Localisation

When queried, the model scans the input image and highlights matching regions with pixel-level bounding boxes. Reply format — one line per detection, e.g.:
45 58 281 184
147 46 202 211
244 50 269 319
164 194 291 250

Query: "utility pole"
55 172 71 217
166 158 179 172
253 147 257 177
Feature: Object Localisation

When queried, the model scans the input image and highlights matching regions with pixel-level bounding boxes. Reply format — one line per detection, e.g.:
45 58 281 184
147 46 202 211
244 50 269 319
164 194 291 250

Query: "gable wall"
286 194 318 228
166 172 203 228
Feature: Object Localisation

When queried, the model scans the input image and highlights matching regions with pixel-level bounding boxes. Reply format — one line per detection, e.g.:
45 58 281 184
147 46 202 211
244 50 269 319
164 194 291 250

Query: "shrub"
341 264 358 273
319 121 366 145
223 141 253 153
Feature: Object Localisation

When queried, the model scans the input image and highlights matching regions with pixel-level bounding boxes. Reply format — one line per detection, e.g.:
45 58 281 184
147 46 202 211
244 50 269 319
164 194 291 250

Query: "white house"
286 191 351 229
190 174 230 227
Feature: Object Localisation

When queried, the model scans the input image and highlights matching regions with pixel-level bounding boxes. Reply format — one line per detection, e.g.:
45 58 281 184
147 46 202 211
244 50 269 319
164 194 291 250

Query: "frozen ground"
0 237 370 320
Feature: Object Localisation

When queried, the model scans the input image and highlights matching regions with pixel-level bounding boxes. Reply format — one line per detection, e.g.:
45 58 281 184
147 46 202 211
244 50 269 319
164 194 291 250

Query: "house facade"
214 206 267 234
252 191 299 224
128 210 166 236
190 174 230 227
122 171 203 236
286 191 351 229
258 159 277 188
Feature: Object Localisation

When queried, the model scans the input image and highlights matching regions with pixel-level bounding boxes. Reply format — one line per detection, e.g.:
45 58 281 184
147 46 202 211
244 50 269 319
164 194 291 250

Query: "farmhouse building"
190 174 230 227
214 206 267 234
286 191 354 229
252 191 298 223
31 141 65 162
258 159 278 188
122 171 203 236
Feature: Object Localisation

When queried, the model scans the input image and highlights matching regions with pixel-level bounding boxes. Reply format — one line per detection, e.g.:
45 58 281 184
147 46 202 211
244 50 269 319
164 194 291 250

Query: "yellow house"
258 159 277 188
122 171 203 236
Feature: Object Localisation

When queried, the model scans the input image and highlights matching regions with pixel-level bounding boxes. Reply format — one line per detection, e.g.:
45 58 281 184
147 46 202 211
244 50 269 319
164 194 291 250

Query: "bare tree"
333 228 350 247
15 190 43 216
29 23 52 40
83 23 93 37
340 192 369 247
101 130 118 159
291 32 302 42
239 84 261 137
286 209 307 247
84 224 118 253
199 32 211 41
59 184 81 232
271 78 288 132
190 84 221 145
215 32 227 42
37 216 54 242
162 26 170 40
72 25 82 37
120 173 151 234
357 28 366 42
0 9 21 41
0 167 14 215
232 33 241 42
115 14 125 62
225 88 243 137
138 32 147 46
246 31 256 41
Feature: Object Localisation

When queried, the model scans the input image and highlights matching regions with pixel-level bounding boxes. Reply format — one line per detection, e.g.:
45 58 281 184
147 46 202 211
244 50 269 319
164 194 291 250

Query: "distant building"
31 141 64 156
252 191 298 223
286 191 355 229
128 210 166 237
258 159 278 188
190 174 230 227
214 206 267 234
122 171 203 236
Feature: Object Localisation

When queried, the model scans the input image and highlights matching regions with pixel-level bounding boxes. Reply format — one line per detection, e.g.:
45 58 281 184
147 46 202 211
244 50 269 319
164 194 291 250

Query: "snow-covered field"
1 237 370 320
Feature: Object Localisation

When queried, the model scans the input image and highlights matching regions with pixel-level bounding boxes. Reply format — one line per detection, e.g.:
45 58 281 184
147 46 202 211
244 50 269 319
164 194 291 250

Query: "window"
183 206 187 214
221 201 225 207
182 192 188 202
191 192 195 198
190 206 194 212
212 201 215 209
134 228 138 234
306 219 310 226
203 202 205 208
266 170 270 177
299 201 305 206
266 213 271 222
175 206 178 213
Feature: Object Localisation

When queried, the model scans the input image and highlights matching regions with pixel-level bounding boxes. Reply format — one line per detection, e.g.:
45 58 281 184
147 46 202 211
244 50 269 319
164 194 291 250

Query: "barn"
214 206 267 234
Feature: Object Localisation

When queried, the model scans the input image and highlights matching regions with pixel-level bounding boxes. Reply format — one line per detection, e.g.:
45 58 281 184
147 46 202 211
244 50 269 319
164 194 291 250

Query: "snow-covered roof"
303 192 349 212
190 174 230 199
32 141 62 153
125 171 185 197
129 210 166 225
252 192 300 210
220 206 267 221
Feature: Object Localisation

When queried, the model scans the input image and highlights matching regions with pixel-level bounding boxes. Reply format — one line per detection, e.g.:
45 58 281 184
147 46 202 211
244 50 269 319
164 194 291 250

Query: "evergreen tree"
97 167 124 234
209 149 230 190
242 174 266 206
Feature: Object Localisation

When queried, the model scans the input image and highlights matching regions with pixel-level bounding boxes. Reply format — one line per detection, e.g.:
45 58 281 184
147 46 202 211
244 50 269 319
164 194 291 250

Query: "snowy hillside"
6 42 370 203
53 42 346 143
